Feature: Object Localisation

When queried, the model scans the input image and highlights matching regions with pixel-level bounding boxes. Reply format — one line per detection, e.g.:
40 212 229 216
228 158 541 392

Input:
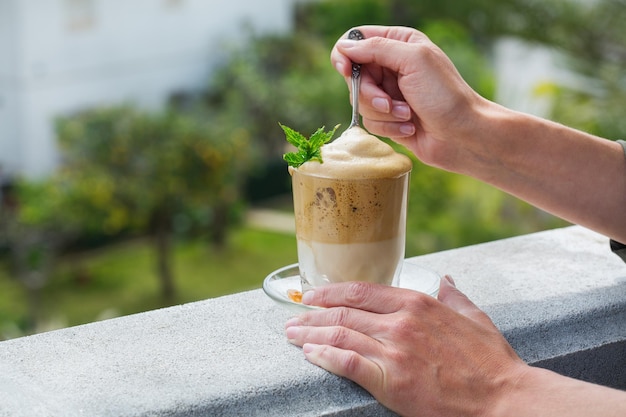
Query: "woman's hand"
330 26 494 171
285 276 528 417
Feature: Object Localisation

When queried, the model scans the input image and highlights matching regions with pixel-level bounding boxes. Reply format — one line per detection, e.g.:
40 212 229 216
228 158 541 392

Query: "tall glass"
291 169 410 291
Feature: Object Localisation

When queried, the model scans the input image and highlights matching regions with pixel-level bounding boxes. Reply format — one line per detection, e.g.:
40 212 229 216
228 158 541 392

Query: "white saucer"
262 261 441 314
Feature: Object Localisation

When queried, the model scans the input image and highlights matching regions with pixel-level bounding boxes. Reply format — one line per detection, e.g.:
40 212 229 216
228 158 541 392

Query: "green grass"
0 226 297 339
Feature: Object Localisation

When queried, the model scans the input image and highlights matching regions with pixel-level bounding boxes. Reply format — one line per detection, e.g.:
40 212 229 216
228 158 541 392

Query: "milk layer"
297 236 405 288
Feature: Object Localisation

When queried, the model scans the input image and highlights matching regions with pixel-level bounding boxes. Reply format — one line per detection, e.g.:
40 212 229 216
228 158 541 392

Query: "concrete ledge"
0 226 625 416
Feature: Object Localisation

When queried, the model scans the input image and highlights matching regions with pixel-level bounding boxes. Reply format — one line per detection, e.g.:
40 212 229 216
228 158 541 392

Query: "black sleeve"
611 140 626 263
611 239 626 263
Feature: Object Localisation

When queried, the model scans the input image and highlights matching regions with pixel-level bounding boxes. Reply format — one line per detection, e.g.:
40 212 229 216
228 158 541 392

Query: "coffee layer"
292 172 409 243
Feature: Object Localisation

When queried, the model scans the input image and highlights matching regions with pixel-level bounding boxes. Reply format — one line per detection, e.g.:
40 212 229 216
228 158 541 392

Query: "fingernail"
302 290 314 305
444 274 456 287
302 343 319 355
334 61 346 76
285 326 300 341
285 317 299 328
337 39 358 49
399 123 415 136
392 103 411 120
372 97 390 113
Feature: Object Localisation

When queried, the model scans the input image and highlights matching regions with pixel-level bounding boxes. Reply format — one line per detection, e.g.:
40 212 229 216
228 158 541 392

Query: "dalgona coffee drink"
289 126 412 291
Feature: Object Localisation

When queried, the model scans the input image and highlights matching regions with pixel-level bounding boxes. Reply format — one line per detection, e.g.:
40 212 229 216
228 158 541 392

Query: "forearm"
491 366 626 417
460 101 626 242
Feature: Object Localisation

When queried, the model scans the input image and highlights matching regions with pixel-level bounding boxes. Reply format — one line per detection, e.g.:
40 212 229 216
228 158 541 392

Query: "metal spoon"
348 29 365 129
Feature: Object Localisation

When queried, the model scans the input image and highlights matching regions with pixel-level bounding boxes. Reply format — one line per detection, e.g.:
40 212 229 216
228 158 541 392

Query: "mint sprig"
280 123 339 168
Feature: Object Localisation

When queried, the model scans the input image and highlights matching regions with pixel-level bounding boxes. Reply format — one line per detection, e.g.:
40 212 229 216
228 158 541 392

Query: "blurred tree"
208 31 351 155
205 31 351 201
294 0 392 46
295 0 526 48
0 179 80 330
511 0 626 139
54 106 253 301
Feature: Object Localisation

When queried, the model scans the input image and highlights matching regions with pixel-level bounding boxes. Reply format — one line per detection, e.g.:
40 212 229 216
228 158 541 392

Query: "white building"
0 0 298 179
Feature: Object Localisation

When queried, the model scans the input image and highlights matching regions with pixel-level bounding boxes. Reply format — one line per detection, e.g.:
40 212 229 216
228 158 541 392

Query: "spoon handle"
348 29 365 128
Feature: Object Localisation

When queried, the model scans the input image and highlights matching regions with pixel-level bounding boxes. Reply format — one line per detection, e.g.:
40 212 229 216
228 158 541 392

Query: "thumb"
438 275 495 326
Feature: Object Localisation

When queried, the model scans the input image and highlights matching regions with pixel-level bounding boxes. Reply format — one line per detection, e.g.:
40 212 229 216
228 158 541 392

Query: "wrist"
487 364 544 417
489 363 626 417
451 100 561 191
444 98 519 181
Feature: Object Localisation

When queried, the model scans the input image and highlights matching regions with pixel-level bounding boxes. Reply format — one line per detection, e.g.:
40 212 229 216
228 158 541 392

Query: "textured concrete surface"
411 226 626 365
0 226 624 416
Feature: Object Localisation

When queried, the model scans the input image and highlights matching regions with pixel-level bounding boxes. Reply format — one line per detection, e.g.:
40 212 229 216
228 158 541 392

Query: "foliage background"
2 0 622 339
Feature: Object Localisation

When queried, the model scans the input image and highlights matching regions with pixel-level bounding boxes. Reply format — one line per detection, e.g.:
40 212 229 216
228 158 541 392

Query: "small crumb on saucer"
287 289 303 303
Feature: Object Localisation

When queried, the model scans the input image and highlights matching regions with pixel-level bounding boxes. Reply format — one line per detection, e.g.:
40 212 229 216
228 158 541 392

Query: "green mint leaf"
283 152 305 167
280 123 339 168
309 125 338 149
280 124 306 148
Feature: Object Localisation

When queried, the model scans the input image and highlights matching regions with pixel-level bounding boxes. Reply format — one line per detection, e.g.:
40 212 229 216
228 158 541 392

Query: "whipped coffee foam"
294 126 412 179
